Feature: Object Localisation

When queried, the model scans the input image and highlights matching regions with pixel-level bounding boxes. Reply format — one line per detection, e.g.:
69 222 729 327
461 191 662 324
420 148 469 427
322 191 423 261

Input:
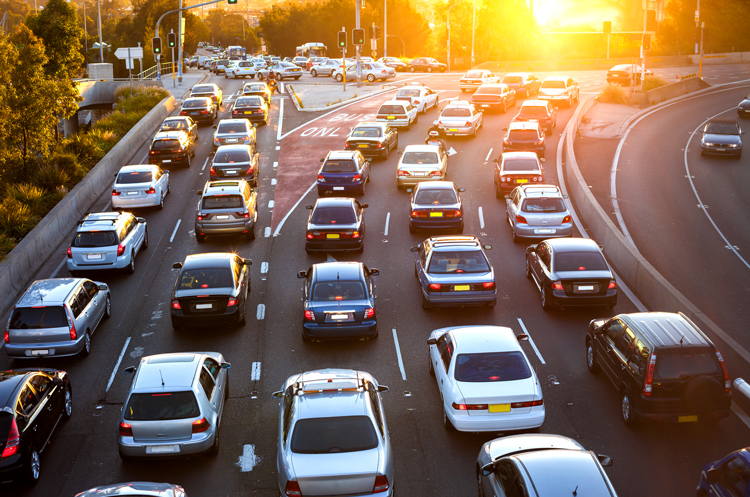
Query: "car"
212 118 256 149
344 121 399 159
310 58 343 77
512 100 558 134
437 101 483 137
332 62 396 83
148 130 195 167
470 83 516 112
428 326 543 431
270 56 281 63
207 60 218 73
586 311 731 426
505 184 572 241
283 56 294 63
118 352 231 459
501 72 541 98
194 180 258 242
170 253 251 328
377 56 407 71
189 55 199 67
112 164 170 210
258 61 302 80
225 60 257 79
292 56 308 67
242 81 272 105
179 97 218 124
538 76 580 107
0 368 72 483
272 369 393 497
459 69 500 91
297 262 380 341
305 56 328 71
396 144 448 189
213 58 230 74
737 94 750 117
408 181 465 234
75 482 188 497
526 238 617 310
189 83 223 106
317 150 370 196
67 211 147 275
376 99 418 129
4 277 111 358
476 434 617 497
304 197 367 253
160 116 198 142
232 95 269 124
408 57 446 73
493 151 544 196
606 64 652 85
700 118 743 158
502 121 546 158
698 448 750 497
210 145 259 186
394 83 440 114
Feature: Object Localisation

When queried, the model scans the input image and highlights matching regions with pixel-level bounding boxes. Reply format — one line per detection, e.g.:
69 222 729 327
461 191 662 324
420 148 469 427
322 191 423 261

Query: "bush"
86 128 118 155
598 83 628 104
61 133 105 165
644 75 668 91
52 152 87 183
0 198 38 239
0 233 15 259
5 183 46 214
31 163 71 192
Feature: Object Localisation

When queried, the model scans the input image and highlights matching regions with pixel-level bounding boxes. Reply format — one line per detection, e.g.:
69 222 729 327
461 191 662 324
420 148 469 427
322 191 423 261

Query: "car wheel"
238 305 247 326
159 194 164 209
196 234 206 243
246 223 256 240
294 76 300 80
367 74 375 82
525 257 532 280
414 113 419 124
540 287 552 311
126 252 135 274
586 339 600 373
62 386 73 421
276 73 283 80
359 179 366 196
79 331 91 357
224 72 228 79
104 294 112 319
335 73 343 82
568 95 573 108
421 293 432 309
311 69 317 77
428 353 435 376
257 73 264 80
25 446 41 484
511 229 519 243
208 425 220 457
621 390 639 427
443 406 454 430
473 125 478 138
477 471 484 497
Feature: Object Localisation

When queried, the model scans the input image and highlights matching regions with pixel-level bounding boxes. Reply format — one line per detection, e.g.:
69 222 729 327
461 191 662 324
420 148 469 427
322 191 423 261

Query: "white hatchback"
376 100 418 129
112 164 170 210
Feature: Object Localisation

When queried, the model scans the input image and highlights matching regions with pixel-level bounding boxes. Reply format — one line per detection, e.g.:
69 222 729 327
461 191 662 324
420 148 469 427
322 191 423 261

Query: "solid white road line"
251 362 262 380
478 207 485 229
485 148 493 161
49 257 67 278
256 304 266 320
384 212 390 236
202 157 209 171
392 329 407 381
516 318 545 365
273 182 316 237
732 402 750 431
169 219 181 243
106 337 132 392
276 98 284 141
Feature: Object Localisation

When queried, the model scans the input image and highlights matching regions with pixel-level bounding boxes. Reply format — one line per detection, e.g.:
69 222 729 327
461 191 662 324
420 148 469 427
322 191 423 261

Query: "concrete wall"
564 98 750 382
640 77 711 107
0 95 177 315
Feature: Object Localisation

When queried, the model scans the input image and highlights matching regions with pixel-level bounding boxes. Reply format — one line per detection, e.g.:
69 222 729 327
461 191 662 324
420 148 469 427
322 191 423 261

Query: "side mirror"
320 158 325 162
124 366 136 374
297 270 307 279
360 203 369 209
427 337 437 345
221 362 231 369
410 246 419 253
458 188 466 192
597 454 613 467
369 268 380 276
502 127 508 131
271 390 284 399
516 334 529 341
492 158 498 163
253 123 258 127
137 217 146 223
540 158 546 162
397 150 402 155
196 190 203 196
173 262 183 269
484 245 492 250
377 385 389 393
114 173 118 177
244 259 253 266
98 284 108 291
481 462 495 477
305 204 313 210
212 125 217 129
406 188 412 193
52 377 63 386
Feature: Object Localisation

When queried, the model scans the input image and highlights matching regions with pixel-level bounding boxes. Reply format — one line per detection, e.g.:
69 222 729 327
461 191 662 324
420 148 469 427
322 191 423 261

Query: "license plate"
429 212 443 217
87 253 103 260
449 129 458 132
516 179 528 184
386 116 395 120
715 148 725 152
326 234 340 239
331 314 348 320
333 186 344 191
31 349 49 356
454 285 471 291
227 138 238 143
481 104 489 107
162 159 171 163
217 215 230 220
358 144 368 148
244 111 252 114
149 445 177 454
127 191 139 195
225 170 238 175
195 303 213 310
577 285 595 291
536 229 554 234
678 415 698 423
191 112 199 115
489 404 511 413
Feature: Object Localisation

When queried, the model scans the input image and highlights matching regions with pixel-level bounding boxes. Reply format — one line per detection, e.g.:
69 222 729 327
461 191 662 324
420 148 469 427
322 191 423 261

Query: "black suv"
586 312 731 426
148 130 195 167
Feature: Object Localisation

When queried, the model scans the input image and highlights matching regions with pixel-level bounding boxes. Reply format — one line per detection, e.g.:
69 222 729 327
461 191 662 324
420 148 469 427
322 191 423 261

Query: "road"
2 62 749 497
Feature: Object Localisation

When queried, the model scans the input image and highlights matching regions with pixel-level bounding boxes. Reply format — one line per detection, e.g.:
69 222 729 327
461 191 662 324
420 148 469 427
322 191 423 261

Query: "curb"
286 83 397 112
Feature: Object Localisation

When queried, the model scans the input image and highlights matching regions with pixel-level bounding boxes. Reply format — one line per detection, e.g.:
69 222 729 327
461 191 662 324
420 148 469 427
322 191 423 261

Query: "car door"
530 241 550 288
28 374 62 444
82 280 105 326
594 319 626 385
506 189 520 227
612 324 637 388
416 242 431 289
714 457 750 497
433 333 453 399
355 200 366 234
15 380 51 451
203 357 225 416
199 363 219 417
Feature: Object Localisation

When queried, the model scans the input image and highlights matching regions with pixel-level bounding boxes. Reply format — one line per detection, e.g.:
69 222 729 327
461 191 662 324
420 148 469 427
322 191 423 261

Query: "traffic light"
374 26 381 40
228 0 238 4
167 32 176 48
152 37 162 55
337 31 346 49
352 28 365 45
603 21 611 34
642 33 651 52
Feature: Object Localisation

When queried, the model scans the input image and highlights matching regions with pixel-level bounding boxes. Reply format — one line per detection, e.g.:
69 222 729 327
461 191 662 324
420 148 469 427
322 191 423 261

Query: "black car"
0 369 72 484
408 181 464 233
470 83 516 112
148 130 195 167
298 261 379 341
179 97 218 125
344 122 399 159
738 94 750 118
408 57 446 73
605 64 651 85
232 96 269 124
501 72 541 98
525 238 617 311
700 118 743 158
502 122 546 159
304 197 367 253
242 82 272 105
170 252 252 329
586 312 732 426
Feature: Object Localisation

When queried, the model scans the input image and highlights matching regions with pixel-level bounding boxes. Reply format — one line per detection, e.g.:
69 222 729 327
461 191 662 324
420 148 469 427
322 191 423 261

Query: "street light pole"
446 0 462 72
386 34 404 57
178 0 183 83
640 2 647 91
355 0 361 88
97 0 103 63
383 0 387 58
470 0 475 68
83 2 88 58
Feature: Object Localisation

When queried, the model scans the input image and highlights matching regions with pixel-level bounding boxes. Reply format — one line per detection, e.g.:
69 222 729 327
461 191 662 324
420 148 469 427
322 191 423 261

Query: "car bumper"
513 225 573 239
473 101 503 109
195 219 256 236
738 108 750 117
377 118 410 127
150 155 189 166
409 218 463 230
459 83 481 91
0 451 24 478
67 254 132 271
443 126 474 136
701 145 741 155
549 289 617 308
503 145 545 157
302 321 377 340
118 432 215 457
353 147 388 157
317 182 364 193
397 176 445 187
112 196 161 209
305 239 364 252
447 406 545 432
209 172 256 183
634 394 732 422
171 307 241 327
423 289 497 307
5 337 85 358
538 94 569 103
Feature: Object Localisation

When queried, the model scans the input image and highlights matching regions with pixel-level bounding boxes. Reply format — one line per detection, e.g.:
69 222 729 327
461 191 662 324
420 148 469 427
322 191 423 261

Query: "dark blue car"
698 447 750 497
317 150 370 196
298 261 379 341
408 181 465 234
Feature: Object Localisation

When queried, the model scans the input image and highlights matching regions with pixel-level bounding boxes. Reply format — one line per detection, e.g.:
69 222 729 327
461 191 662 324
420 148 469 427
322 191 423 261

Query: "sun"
532 0 566 27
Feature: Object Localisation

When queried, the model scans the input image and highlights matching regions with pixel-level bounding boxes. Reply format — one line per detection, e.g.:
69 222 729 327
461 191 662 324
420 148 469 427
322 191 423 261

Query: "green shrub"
61 133 104 165
598 83 628 104
86 128 118 154
32 163 71 192
644 75 668 91
0 198 38 238
52 152 87 183
5 183 46 214
0 233 15 259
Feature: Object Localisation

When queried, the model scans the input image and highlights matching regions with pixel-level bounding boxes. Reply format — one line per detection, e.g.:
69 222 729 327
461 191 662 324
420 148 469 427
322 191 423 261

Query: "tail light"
352 231 360 239
511 399 544 408
237 211 250 219
145 187 156 194
503 140 509 146
551 281 563 290
428 171 443 177
285 480 302 497
227 298 238 307
180 111 187 116
562 215 572 223
483 282 495 289
608 280 617 289
464 121 472 126
247 165 254 174
453 210 462 218
317 175 325 182
352 174 361 182
119 422 133 437
644 352 657 396
1 418 19 458
515 214 528 224
411 210 420 218
171 301 181 309
364 307 375 319
233 111 239 115
67 246 72 258
3 329 8 344
304 310 316 321
716 350 731 393
373 475 390 493
413 100 420 105
65 304 77 340
117 244 125 256
112 189 120 196
192 418 210 433
428 283 441 291
452 402 488 410
210 167 216 176
537 140 544 145
306 232 314 239
176 149 182 153
501 176 508 182
344 142 350 148
201 110 209 115
397 170 410 176
150 151 156 155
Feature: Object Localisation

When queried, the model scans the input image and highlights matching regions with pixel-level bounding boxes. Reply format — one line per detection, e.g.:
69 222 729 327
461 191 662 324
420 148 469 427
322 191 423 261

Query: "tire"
367 74 375 82
159 194 164 209
501 99 507 113
496 187 502 199
246 223 256 240
525 257 532 280
586 339 600 373
335 74 343 82
186 153 192 168
383 145 389 160
621 390 639 427
62 386 73 421
511 229 519 243
294 77 300 81
238 305 247 326
410 66 415 73
196 234 206 243
421 293 432 309
311 69 318 77
126 252 135 274
224 72 228 79
79 331 91 357
208 425 220 457
428 353 435 376
477 470 484 497
540 287 552 311
301 329 312 341
684 375 725 420
257 73 264 80
25 446 41 484
104 294 112 319
473 125 478 138
443 406 454 430
568 95 573 108
359 179 366 196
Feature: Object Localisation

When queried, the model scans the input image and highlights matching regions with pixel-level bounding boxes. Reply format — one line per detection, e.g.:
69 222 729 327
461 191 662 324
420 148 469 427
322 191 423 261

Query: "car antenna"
679 334 685 346
572 485 578 496
159 369 165 387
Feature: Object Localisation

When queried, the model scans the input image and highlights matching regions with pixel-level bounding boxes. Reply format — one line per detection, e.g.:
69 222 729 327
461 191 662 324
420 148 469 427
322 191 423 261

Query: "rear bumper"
5 337 85 358
149 155 189 166
550 289 617 308
447 406 545 432
514 224 573 239
633 394 732 422
302 321 377 340
171 307 241 327
538 94 569 103
397 176 445 187
305 239 364 252
376 117 410 127
409 218 463 230
112 195 161 209
472 101 503 109
67 254 132 271
444 126 474 136
423 289 497 306
317 182 364 193
738 108 750 117
195 219 255 236
209 172 256 183
118 432 215 457
700 145 741 156
459 83 481 90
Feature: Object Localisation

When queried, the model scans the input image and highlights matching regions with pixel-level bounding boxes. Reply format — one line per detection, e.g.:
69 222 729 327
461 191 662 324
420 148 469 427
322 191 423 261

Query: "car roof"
326 150 358 160
415 181 455 191
214 144 252 152
521 100 550 107
545 237 600 253
403 144 441 153
504 72 532 77
611 64 632 70
448 326 521 354
183 252 235 270
488 434 585 460
203 180 245 194
76 211 124 231
18 278 81 306
502 151 540 161
134 353 202 390
477 84 506 89
163 116 189 122
382 99 409 107
619 312 710 348
519 184 562 197
314 197 355 208
543 76 568 81
75 482 180 497
353 122 386 128
445 100 472 107
508 121 542 130
313 261 364 281
290 369 371 420
0 371 32 408
118 164 155 173
218 118 250 125
153 131 186 140
517 450 614 496
191 84 218 90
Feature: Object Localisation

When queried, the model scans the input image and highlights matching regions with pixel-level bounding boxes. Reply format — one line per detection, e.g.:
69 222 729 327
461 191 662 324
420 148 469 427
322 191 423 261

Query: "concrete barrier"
77 80 165 110
564 97 750 382
640 77 711 107
0 95 176 315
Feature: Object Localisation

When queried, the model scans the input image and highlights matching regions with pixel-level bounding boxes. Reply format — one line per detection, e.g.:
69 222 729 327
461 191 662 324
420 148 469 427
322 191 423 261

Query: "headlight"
703 142 714 146
728 143 740 148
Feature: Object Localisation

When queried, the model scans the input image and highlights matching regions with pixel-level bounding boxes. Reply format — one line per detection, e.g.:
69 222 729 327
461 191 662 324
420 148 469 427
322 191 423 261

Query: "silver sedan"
437 102 484 137
257 62 303 81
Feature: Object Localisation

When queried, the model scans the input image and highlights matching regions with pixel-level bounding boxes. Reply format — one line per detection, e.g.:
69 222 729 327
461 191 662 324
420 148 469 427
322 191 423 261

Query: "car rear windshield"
475 86 502 95
553 251 608 271
73 231 118 247
244 84 266 92
352 127 382 138
217 123 247 133
464 71 484 78
323 160 357 173
162 120 188 131
441 107 471 117
179 268 233 289
378 104 405 115
182 99 207 108
541 80 566 89
310 206 356 224
117 171 153 184
415 189 457 205
522 197 566 212
428 250 490 273
238 62 252 67
396 89 420 98
402 151 439 164
124 391 200 421
655 348 721 380
520 106 548 116
291 416 378 454
508 130 540 140
10 306 68 329
192 85 214 93
214 150 251 163
705 122 740 135
311 281 366 301
502 75 523 84
502 159 540 172
152 139 180 150
454 352 532 382
217 59 229 65
202 195 244 209
236 97 262 107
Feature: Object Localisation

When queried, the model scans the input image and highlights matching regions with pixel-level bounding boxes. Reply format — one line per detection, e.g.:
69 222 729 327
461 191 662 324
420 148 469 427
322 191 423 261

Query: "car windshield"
244 84 266 92
217 59 229 65
117 171 153 184
192 85 215 93
291 416 378 454
522 197 566 212
371 62 387 69
396 89 421 98
236 97 262 106
402 151 439 164
238 62 252 67
202 194 244 209
311 281 366 301
152 139 180 150
441 107 471 117
520 106 547 116
352 127 382 138
553 251 608 271
454 352 532 382
502 159 539 172
310 206 356 224
475 86 502 95
162 120 188 131
124 392 201 421
379 104 406 115
464 71 484 78
182 99 207 108
428 250 490 273
217 123 247 133
214 150 250 163
323 160 357 173
508 130 540 140
414 189 457 205
73 231 118 247
541 80 566 89
705 122 740 135
10 306 67 329
178 268 233 289
655 348 721 380
503 75 523 84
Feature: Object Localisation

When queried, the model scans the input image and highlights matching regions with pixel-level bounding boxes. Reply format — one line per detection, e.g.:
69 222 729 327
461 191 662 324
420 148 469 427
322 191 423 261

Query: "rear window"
214 150 251 163
378 104 406 115
244 84 266 92
541 80 566 89
427 250 490 273
291 416 378 454
178 268 233 289
117 171 153 184
182 99 207 108
655 348 721 380
202 195 244 209
238 62 252 67
502 75 523 84
323 160 356 173
236 97 262 107
454 352 532 382
414 189 457 205
161 120 188 131
402 152 439 164
124 392 200 421
217 59 229 65
521 197 566 212
217 122 248 133
311 206 356 224
463 71 484 78
553 251 608 271
520 105 548 116
502 159 540 172
475 86 502 95
73 231 118 247
508 130 540 140
441 107 471 117
152 139 180 151
396 89 420 98
311 281 366 301
351 127 382 138
10 306 68 329
192 85 214 93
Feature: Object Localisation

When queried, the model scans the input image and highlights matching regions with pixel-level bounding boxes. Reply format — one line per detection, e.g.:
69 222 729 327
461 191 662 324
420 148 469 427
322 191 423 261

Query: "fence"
136 62 179 81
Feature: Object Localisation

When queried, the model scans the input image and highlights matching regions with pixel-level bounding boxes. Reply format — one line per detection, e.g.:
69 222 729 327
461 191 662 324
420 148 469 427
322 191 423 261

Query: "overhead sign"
115 47 143 59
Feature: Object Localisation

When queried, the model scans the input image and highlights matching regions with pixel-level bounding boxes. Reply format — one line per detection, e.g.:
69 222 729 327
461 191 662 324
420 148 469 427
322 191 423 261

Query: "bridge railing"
136 62 178 81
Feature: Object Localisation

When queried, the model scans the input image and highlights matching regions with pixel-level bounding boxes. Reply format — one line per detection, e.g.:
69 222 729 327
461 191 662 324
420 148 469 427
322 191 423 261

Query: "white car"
396 144 447 188
257 62 303 80
427 325 545 432
437 101 483 137
538 76 580 108
459 69 500 92
311 58 343 77
332 62 396 83
376 99 418 129
111 164 170 210
393 83 439 114
225 60 257 79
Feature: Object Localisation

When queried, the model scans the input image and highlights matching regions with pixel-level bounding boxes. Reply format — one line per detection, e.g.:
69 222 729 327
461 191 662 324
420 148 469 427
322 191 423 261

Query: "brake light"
117 244 125 256
171 301 181 309
428 283 441 291
376 143 382 148
562 215 572 223
201 110 209 114
304 310 316 321
180 111 187 116
352 174 361 182
516 214 527 224
112 189 120 196
344 142 350 148
306 233 314 239
285 480 302 497
237 211 250 219
453 210 462 217
397 170 410 176
511 399 544 408
192 418 210 433
145 187 156 194
464 121 472 126
643 352 657 396
227 298 238 307
483 282 495 289
317 175 325 182
608 280 617 289
3 329 7 344
233 111 239 115
364 307 375 319
716 350 731 393
373 475 390 493
65 305 77 340
352 231 360 239
119 422 133 437
551 280 563 290
67 246 72 258
210 167 216 175
411 210 419 218
452 402 488 410
428 171 443 177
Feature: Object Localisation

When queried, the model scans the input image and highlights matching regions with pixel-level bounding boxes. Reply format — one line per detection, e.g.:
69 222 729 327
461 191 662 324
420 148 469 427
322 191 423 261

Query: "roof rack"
403 81 426 87
292 373 366 397
78 213 119 225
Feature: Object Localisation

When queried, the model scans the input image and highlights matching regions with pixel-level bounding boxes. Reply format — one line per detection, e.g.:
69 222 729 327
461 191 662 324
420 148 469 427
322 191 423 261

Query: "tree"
26 0 85 79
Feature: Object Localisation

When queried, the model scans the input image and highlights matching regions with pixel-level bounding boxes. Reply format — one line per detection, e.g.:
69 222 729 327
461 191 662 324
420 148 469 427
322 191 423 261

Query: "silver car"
506 184 572 242
437 101 483 137
396 145 447 189
195 179 258 242
212 118 256 149
5 277 111 359
118 352 231 460
66 212 148 275
311 59 343 77
111 164 170 210
476 434 617 496
258 62 302 80
272 369 394 497
76 482 187 497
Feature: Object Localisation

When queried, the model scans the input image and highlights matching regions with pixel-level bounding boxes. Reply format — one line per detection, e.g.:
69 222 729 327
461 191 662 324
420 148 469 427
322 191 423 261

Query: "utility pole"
355 0 362 88
83 2 88 58
470 0 475 68
383 0 387 58
447 0 462 72
177 0 183 83
640 4 647 92
97 0 103 63
171 28 176 88
699 21 704 78
695 0 700 54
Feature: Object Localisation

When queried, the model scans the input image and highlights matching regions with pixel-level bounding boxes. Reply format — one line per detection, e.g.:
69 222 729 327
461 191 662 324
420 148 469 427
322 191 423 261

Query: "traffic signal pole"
178 0 183 83
355 0 362 88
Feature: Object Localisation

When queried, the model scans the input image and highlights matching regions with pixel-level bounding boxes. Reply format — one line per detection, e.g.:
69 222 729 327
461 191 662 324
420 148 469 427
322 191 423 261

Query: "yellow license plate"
244 111 252 114
386 116 395 120
449 128 458 132
454 285 471 291
358 144 368 148
326 234 340 239
429 212 443 217
678 415 698 423
489 404 511 413
516 179 528 184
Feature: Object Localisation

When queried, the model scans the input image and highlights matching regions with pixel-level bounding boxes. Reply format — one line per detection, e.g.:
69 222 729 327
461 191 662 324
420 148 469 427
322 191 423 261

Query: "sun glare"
533 0 564 27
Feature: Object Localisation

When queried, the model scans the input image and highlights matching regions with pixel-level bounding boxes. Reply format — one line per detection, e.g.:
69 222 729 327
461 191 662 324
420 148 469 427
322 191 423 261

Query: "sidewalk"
162 68 211 100
577 102 640 139
287 82 396 112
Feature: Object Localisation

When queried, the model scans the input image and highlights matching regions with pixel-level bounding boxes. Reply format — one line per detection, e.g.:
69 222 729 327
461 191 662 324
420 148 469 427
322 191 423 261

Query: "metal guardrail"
734 378 750 415
136 62 178 81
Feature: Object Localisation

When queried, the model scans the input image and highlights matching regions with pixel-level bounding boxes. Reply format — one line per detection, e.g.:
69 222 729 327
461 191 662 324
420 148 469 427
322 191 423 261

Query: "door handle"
605 347 611 352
